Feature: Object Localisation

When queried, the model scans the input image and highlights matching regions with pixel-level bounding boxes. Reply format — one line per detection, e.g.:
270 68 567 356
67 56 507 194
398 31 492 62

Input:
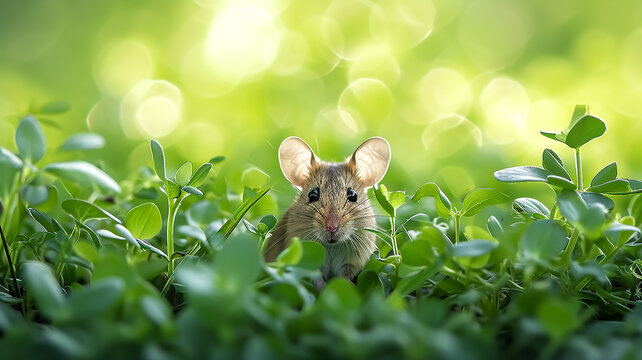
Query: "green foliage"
60 133 105 151
44 161 121 193
0 106 641 359
125 203 162 239
16 115 47 164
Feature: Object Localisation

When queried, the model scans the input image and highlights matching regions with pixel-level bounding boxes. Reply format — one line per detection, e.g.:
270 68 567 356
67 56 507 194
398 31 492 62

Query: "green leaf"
542 149 571 181
494 166 551 183
62 199 121 223
164 180 181 198
590 162 617 187
460 188 507 217
150 139 166 180
578 205 606 239
174 162 192 187
277 237 302 265
391 261 441 298
140 295 171 326
115 224 140 248
411 183 453 218
96 229 125 241
44 161 121 193
126 203 162 239
604 221 641 244
557 191 607 239
319 278 361 311
74 219 102 248
187 163 212 187
569 104 588 127
513 198 550 219
74 241 98 263
182 186 203 196
214 236 260 288
37 101 71 115
21 261 65 320
536 298 581 341
579 192 614 211
0 148 23 169
565 114 606 148
21 185 49 206
415 226 452 253
539 131 565 144
16 115 47 163
521 219 568 261
64 278 125 322
356 269 384 297
210 156 226 164
557 190 585 222
216 186 270 239
487 216 503 240
587 179 630 194
27 208 59 233
546 175 576 189
388 191 406 210
374 184 394 217
401 239 435 267
296 241 325 270
452 240 497 257
60 133 105 151
259 215 277 231
35 185 58 212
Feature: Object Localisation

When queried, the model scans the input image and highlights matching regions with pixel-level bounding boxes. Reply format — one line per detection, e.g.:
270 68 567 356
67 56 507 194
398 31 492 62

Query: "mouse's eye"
308 187 320 202
347 188 358 202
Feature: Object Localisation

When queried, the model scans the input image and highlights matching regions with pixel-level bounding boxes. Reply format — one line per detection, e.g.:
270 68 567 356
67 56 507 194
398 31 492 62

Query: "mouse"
264 136 391 284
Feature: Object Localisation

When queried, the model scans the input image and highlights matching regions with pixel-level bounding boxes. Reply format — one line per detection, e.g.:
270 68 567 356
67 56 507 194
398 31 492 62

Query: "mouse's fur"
265 137 391 282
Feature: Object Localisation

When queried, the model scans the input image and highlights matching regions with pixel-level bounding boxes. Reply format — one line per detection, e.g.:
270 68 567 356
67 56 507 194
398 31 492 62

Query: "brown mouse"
265 137 391 283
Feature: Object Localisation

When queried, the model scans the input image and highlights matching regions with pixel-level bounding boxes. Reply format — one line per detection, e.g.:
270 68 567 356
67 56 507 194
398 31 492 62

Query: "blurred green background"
1 0 641 211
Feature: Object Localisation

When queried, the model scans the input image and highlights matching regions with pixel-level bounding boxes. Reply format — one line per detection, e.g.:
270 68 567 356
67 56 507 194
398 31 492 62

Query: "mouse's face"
279 137 391 246
290 162 373 245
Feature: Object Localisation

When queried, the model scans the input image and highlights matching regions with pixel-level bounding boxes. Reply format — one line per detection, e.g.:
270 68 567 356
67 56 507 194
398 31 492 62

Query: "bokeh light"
480 78 530 145
205 4 281 81
120 80 183 139
94 40 154 96
422 114 482 158
415 68 472 121
0 0 640 203
338 78 393 127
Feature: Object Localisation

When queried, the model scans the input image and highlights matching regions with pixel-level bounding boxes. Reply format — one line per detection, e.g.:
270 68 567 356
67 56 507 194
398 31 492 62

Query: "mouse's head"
279 137 391 245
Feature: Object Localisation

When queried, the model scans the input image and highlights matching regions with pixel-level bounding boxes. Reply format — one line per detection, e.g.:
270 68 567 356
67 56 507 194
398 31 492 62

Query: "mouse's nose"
326 212 339 233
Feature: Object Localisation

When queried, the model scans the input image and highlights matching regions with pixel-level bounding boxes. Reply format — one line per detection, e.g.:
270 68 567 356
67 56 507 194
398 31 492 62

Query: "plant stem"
167 198 179 276
575 148 583 190
0 170 22 236
562 228 580 266
454 215 461 244
390 215 399 256
0 223 21 301
549 203 557 219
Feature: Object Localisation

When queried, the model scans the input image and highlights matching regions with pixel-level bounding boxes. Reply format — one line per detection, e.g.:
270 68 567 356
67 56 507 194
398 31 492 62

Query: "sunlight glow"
205 5 280 80
121 80 183 139
480 78 530 145
94 40 153 96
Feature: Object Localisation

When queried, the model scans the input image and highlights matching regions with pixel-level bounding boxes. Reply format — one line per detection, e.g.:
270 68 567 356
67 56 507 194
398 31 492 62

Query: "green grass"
0 106 641 359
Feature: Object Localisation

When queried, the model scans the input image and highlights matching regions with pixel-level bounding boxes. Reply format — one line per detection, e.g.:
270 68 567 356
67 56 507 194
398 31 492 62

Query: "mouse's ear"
348 137 391 188
279 136 317 188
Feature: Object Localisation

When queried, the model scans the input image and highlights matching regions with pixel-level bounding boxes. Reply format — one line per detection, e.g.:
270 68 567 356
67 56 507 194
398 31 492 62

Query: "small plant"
149 139 212 276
